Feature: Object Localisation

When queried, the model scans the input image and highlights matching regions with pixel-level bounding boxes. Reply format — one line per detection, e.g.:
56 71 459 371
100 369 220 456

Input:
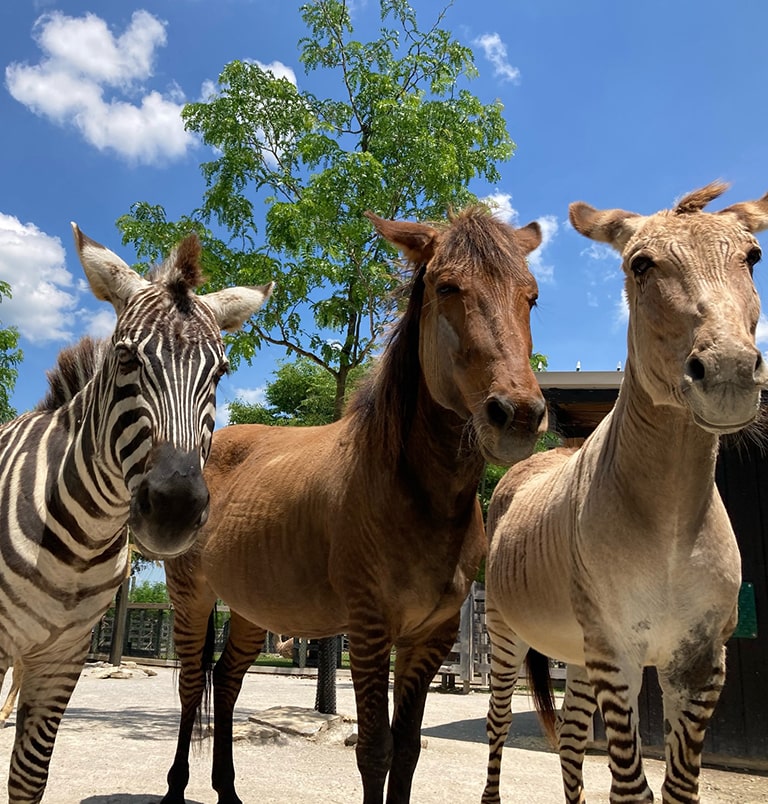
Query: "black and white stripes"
0 225 271 803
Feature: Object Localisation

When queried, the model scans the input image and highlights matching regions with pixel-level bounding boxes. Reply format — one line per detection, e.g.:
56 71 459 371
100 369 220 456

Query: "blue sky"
2 0 768 424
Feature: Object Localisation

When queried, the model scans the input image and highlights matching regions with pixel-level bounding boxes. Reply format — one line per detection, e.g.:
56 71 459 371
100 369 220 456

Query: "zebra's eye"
115 344 140 373
214 361 230 383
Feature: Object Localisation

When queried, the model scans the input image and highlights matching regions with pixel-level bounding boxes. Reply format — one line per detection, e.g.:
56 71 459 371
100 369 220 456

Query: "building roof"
535 371 623 439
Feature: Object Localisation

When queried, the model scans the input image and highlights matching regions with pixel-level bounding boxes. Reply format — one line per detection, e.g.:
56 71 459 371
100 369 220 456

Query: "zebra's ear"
71 223 147 313
201 282 274 333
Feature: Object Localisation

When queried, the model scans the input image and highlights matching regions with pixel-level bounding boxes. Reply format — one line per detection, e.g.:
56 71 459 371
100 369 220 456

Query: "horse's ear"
71 222 147 314
364 211 437 264
569 202 643 252
718 191 768 233
201 283 274 333
515 221 542 255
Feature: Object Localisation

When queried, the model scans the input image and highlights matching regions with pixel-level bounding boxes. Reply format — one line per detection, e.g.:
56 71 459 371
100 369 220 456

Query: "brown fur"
161 205 548 804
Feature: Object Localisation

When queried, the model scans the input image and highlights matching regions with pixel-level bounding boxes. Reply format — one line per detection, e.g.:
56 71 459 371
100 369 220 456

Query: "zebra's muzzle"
128 442 210 558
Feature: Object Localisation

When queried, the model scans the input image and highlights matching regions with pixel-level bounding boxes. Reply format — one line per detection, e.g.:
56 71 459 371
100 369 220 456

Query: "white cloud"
528 215 558 284
255 60 297 85
615 289 629 326
757 314 768 348
0 214 78 343
483 192 558 284
473 33 521 83
215 385 268 429
484 192 519 225
83 308 117 339
5 10 197 165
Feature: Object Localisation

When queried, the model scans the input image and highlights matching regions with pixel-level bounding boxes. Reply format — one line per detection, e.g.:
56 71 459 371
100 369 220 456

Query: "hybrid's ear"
200 283 274 333
365 210 438 264
515 221 542 255
71 223 147 314
568 203 643 253
718 191 768 234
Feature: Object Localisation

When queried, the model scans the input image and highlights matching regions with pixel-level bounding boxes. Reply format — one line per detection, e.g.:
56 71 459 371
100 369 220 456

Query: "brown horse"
161 206 548 804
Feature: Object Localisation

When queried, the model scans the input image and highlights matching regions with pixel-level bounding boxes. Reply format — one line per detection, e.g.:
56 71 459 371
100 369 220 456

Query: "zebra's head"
72 224 272 558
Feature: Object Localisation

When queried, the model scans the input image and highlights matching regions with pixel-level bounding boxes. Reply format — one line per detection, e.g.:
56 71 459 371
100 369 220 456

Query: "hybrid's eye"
746 247 762 270
629 254 655 277
436 283 460 297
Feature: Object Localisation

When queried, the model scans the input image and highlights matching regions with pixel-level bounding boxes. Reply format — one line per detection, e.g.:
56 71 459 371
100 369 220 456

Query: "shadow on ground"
81 796 203 804
421 709 553 753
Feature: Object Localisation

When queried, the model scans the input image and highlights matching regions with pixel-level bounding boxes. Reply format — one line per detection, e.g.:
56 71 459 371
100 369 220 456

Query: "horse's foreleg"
162 560 217 804
482 609 529 804
657 642 727 803
387 614 459 803
210 612 266 804
584 647 652 803
9 640 89 804
348 626 395 804
557 664 597 804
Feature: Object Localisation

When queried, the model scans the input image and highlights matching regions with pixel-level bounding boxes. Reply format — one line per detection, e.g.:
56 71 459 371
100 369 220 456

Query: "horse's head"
366 208 547 465
72 224 272 556
570 182 768 434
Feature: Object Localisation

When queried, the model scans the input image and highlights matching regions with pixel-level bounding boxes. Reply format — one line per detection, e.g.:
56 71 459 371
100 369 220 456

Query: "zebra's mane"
36 336 108 412
147 233 206 314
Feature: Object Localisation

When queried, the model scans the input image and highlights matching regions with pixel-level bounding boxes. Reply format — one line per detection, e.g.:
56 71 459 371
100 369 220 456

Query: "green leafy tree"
129 581 169 604
0 281 22 423
229 355 369 426
117 0 515 420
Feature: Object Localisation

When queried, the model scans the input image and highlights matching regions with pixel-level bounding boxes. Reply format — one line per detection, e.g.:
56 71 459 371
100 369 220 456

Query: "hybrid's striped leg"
162 576 217 804
557 665 597 804
657 645 726 803
348 623 396 804
585 654 652 803
388 615 459 803
482 610 529 804
211 613 266 804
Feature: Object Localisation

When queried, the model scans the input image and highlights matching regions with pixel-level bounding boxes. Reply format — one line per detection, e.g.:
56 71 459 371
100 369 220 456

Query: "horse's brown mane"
37 336 107 411
148 233 206 314
673 181 730 215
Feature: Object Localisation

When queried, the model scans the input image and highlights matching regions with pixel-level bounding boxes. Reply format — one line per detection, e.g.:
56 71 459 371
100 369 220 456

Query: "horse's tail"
525 649 558 748
194 607 217 742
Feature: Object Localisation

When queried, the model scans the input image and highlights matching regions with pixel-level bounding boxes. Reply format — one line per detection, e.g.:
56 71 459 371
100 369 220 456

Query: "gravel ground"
0 664 765 803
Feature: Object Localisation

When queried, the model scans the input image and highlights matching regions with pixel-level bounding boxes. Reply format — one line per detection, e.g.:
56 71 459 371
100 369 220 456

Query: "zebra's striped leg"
210 613 266 804
656 644 727 803
585 654 653 803
9 642 89 804
482 610 529 804
348 626 395 804
387 615 459 803
557 664 597 804
162 568 217 804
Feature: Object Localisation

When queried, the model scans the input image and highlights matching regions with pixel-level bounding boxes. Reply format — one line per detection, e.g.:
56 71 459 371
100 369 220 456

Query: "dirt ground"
0 664 765 803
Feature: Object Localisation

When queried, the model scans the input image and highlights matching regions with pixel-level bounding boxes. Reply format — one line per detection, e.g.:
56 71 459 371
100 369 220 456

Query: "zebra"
0 224 271 803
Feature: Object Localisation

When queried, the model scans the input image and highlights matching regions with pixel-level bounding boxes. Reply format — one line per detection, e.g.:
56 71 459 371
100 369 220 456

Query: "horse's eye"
746 247 762 269
629 255 655 277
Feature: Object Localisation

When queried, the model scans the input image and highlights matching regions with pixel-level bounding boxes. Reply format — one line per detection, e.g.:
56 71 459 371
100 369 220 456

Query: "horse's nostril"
687 356 706 382
137 484 152 516
755 352 764 375
486 398 511 428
